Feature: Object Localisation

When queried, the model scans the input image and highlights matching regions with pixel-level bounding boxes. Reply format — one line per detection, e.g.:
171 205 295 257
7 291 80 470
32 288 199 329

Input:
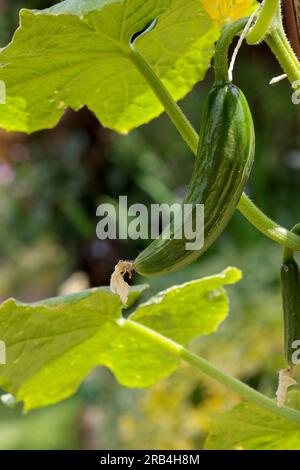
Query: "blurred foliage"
0 0 299 450
0 399 80 450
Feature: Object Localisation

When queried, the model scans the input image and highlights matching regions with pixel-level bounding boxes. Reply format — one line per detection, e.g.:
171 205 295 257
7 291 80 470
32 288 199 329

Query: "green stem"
128 47 198 154
247 1 300 84
247 0 278 45
214 17 248 83
239 194 300 251
123 319 300 423
266 14 300 83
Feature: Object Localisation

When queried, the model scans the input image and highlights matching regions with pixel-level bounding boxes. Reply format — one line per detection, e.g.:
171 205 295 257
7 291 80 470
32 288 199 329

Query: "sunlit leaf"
0 0 255 134
0 0 218 133
0 267 241 411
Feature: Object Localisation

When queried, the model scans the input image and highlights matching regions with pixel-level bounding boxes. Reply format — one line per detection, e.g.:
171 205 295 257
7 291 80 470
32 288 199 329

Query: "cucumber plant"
0 0 300 451
135 19 255 276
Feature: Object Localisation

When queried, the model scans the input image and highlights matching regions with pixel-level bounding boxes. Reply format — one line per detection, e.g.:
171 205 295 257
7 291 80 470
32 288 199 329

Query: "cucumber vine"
130 0 300 253
122 319 300 424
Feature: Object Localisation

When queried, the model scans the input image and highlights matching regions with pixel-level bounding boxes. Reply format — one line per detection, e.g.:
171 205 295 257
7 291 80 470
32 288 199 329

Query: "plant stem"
129 33 300 251
239 194 300 251
214 17 248 83
128 47 198 154
247 1 300 83
266 10 300 83
123 319 300 423
247 0 278 45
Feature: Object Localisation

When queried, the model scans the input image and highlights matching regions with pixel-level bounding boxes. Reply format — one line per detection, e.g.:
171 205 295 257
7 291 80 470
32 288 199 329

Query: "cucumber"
134 82 255 276
133 19 256 277
134 19 255 277
281 225 300 366
281 259 300 365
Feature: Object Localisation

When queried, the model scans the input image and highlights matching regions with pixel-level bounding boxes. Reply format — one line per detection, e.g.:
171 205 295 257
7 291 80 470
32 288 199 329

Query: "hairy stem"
247 0 278 45
266 10 300 83
246 1 300 83
123 319 300 423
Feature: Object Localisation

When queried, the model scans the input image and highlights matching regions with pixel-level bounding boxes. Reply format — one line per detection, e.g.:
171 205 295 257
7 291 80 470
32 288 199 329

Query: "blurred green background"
0 0 299 450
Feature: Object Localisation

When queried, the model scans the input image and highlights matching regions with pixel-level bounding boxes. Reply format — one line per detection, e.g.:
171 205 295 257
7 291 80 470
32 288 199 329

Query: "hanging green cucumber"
281 225 300 366
134 19 255 277
276 224 300 407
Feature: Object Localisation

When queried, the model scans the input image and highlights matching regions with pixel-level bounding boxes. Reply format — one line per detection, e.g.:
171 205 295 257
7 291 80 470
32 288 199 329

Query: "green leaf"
108 267 241 389
131 266 241 344
0 0 219 133
205 391 300 450
0 267 240 411
0 285 147 411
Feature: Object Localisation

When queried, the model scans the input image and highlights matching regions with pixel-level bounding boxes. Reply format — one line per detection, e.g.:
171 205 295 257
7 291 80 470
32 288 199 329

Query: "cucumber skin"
135 83 255 277
281 260 300 365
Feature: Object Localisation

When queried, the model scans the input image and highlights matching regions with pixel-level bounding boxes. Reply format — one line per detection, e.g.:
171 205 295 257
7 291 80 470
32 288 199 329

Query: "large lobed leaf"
0 267 240 411
0 0 256 134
